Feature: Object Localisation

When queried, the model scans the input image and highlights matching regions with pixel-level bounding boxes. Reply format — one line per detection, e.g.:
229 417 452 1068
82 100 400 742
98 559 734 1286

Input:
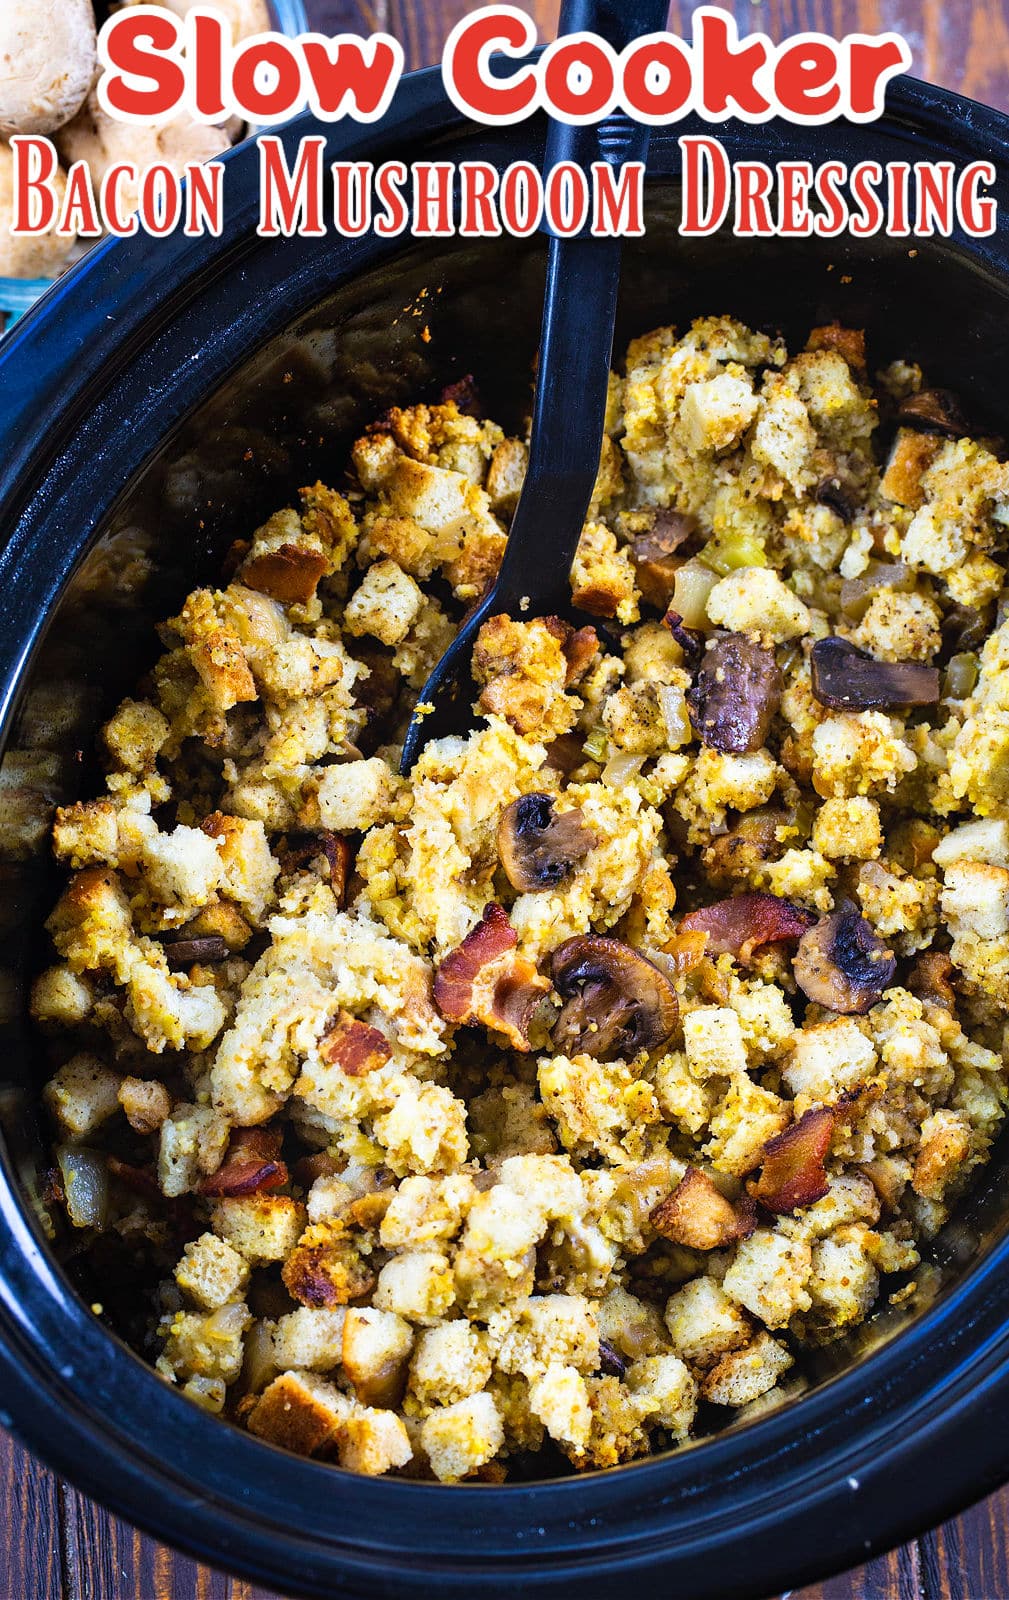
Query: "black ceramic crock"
2 68 1009 1600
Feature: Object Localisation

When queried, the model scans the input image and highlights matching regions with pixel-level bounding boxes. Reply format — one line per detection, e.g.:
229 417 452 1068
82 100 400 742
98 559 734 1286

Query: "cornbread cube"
689 749 779 814
595 1287 668 1361
941 862 1009 939
602 682 667 756
159 1303 251 1385
30 964 94 1026
337 1406 413 1476
495 1294 599 1378
374 1250 455 1325
783 1018 877 1103
175 1232 250 1310
702 1332 793 1406
408 1322 492 1410
142 825 223 912
379 1174 477 1249
271 1308 347 1372
811 712 916 798
722 1230 813 1329
852 590 940 663
806 1229 879 1329
528 1363 592 1447
102 698 170 773
344 559 423 645
373 1080 469 1175
420 1391 504 1482
679 372 758 454
212 1195 307 1265
200 812 278 922
706 567 810 643
125 956 226 1054
51 798 121 869
625 1353 697 1439
44 1053 120 1138
342 1308 414 1408
912 1109 973 1202
247 1369 354 1455
316 758 397 833
664 1277 752 1367
46 867 134 978
811 796 882 862
683 1007 748 1079
117 1076 171 1135
158 1103 230 1197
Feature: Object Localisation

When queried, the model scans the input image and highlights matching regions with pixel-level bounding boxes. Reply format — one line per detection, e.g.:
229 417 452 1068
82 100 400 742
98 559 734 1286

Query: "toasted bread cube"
420 1391 503 1483
342 1307 414 1407
702 1331 793 1406
45 866 134 978
159 1302 250 1385
30 964 95 1027
44 1053 120 1138
102 698 170 773
528 1363 592 1448
212 1195 307 1265
664 1277 752 1368
199 812 278 923
408 1321 492 1411
316 758 397 833
247 1369 353 1456
942 861 1009 939
625 1353 697 1438
722 1230 813 1329
175 1231 250 1310
683 1006 748 1079
344 559 423 645
118 1076 172 1135
337 1406 413 1476
495 1294 599 1378
271 1307 347 1372
379 1174 477 1249
374 1250 455 1326
158 1103 230 1198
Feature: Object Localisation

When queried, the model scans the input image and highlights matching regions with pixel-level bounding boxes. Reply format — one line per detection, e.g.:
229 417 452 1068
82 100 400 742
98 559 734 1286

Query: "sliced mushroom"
680 892 815 965
687 632 783 753
810 637 939 711
906 951 957 1012
433 903 550 1051
200 1128 289 1199
751 1107 835 1213
897 388 968 438
793 905 896 1014
162 935 229 968
597 1340 627 1379
631 510 698 609
815 474 858 522
651 1167 756 1249
497 793 596 893
320 1011 392 1076
550 935 678 1060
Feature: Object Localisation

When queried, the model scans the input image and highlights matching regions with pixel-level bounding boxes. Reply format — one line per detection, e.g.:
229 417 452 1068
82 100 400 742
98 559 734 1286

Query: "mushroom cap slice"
497 793 596 893
550 935 678 1060
897 388 968 438
793 905 896 1015
687 632 783 754
810 636 939 712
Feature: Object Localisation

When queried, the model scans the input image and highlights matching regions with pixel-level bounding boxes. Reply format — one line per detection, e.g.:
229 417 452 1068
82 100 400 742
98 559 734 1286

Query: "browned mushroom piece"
433 903 550 1051
597 1340 627 1379
751 1107 836 1213
793 905 896 1015
651 1167 756 1249
815 474 859 522
897 388 968 438
497 793 596 893
631 510 698 609
550 935 678 1060
680 891 815 965
687 632 783 754
810 637 940 711
906 951 957 1012
199 1128 289 1198
662 608 704 666
162 935 230 968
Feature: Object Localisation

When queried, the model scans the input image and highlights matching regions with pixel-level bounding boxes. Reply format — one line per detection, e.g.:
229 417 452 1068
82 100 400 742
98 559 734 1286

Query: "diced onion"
601 752 645 787
671 559 719 629
56 1145 109 1230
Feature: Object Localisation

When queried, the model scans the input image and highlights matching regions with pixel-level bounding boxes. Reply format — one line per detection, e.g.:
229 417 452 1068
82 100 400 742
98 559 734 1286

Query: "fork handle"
490 0 669 615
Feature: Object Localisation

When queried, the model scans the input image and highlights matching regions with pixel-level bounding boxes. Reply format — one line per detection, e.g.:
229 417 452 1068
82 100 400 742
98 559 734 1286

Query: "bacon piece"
680 892 815 965
433 903 550 1051
241 544 329 606
199 1127 288 1198
751 1107 836 1214
651 1167 756 1250
320 1010 392 1077
107 1156 161 1201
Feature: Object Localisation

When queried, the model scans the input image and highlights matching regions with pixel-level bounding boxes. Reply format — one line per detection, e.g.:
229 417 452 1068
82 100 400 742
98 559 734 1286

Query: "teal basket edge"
0 0 312 330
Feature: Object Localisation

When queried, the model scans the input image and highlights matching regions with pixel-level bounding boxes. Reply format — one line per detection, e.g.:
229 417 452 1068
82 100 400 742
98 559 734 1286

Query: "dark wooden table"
5 2 1009 1596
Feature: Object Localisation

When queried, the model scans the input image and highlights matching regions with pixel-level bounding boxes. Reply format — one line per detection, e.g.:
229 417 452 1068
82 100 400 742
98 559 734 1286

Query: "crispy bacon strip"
433 903 549 1051
752 1107 836 1214
242 544 329 606
320 1011 392 1077
651 1167 756 1250
199 1127 288 1198
680 892 815 965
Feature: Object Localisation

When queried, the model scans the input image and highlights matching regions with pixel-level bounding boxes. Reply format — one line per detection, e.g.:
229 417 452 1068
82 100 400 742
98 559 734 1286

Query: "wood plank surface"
5 1 1009 1597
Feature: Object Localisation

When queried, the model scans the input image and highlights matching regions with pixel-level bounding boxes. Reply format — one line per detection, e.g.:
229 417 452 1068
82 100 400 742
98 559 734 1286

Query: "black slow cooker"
1 68 1009 1600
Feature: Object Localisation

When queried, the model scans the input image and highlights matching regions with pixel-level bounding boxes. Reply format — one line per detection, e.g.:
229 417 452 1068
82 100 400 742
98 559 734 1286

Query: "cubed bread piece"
702 1331 793 1406
212 1195 307 1265
158 1103 230 1197
159 1303 251 1385
941 861 1009 939
811 797 882 862
342 1307 414 1407
495 1294 599 1378
420 1391 504 1482
247 1369 354 1456
344 559 424 645
374 1250 455 1325
783 1018 877 1103
664 1277 752 1367
175 1231 250 1310
102 698 170 773
625 1353 697 1439
118 1076 172 1135
703 1076 789 1176
44 1054 121 1138
806 1229 879 1329
379 1174 477 1249
912 1109 973 1201
706 567 810 643
271 1307 347 1372
408 1321 492 1410
682 1006 748 1079
30 965 94 1027
316 758 397 832
528 1363 592 1448
722 1230 813 1329
679 372 759 454
337 1406 413 1476
932 819 1009 868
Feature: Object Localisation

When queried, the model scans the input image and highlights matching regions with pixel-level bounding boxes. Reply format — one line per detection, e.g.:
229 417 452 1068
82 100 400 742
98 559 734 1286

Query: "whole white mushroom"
0 138 78 277
0 0 98 137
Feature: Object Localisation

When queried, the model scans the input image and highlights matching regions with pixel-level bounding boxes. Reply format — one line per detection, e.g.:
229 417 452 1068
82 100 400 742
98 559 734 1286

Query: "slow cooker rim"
2 65 1009 1600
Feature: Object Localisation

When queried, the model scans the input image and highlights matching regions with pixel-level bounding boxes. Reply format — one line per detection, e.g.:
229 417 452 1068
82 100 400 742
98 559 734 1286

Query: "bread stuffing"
35 315 1009 1481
